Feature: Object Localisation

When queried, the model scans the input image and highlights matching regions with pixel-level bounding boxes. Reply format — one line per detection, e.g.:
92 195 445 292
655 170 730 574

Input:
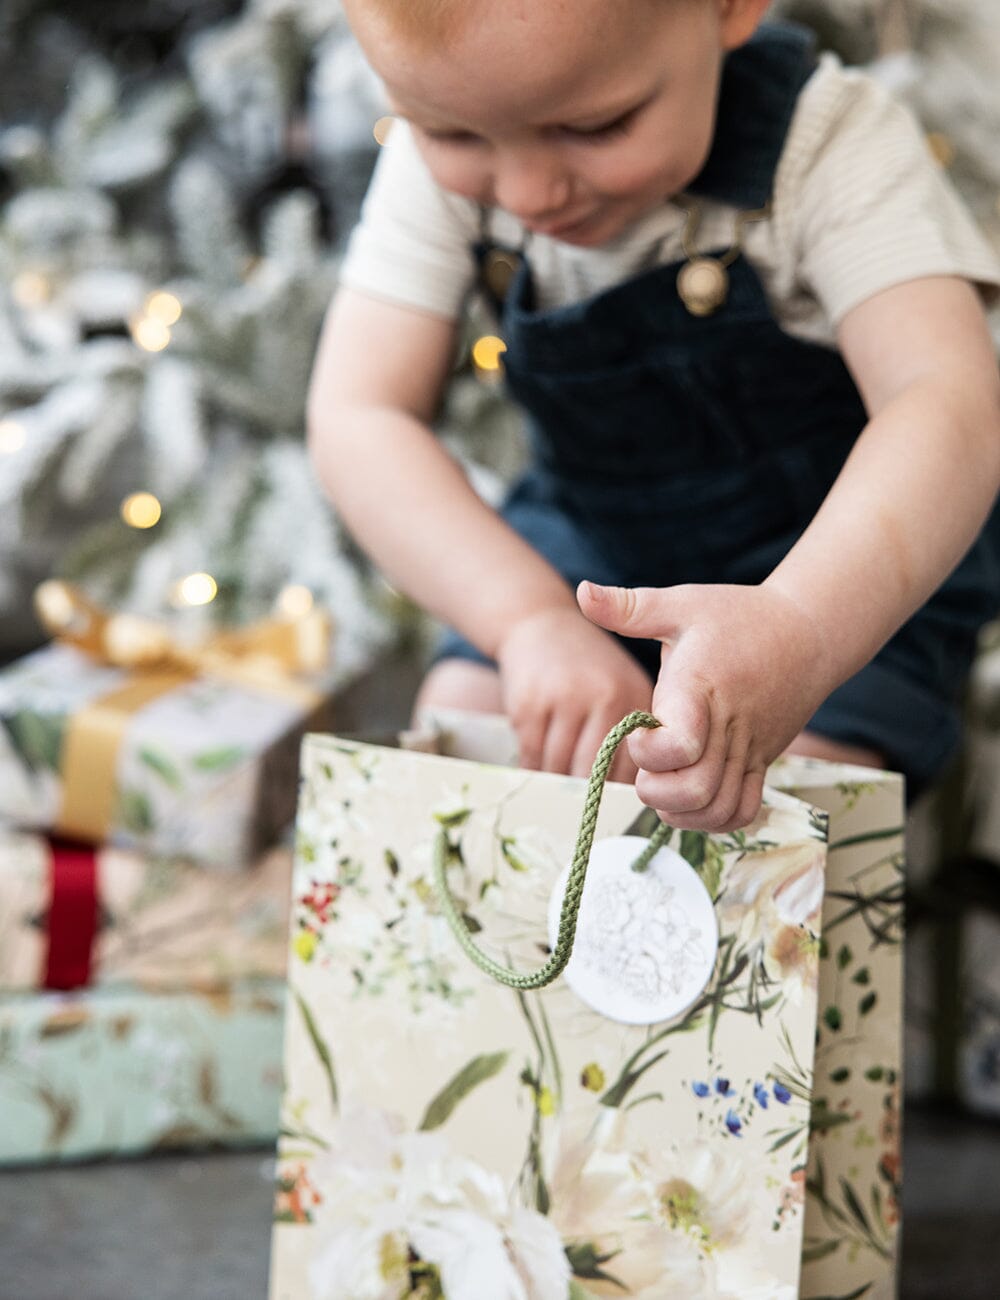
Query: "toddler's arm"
308 287 652 775
579 275 1000 829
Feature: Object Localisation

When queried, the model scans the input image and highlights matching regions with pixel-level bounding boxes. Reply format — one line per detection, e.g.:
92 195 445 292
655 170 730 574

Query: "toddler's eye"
421 128 482 146
561 111 634 142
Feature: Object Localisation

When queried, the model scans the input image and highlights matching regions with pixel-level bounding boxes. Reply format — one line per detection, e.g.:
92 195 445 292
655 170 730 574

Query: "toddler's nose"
492 148 571 223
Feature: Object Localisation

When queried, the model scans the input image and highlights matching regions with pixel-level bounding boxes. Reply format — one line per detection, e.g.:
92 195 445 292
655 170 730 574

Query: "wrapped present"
0 979 285 1165
0 829 292 992
269 714 903 1300
0 582 334 867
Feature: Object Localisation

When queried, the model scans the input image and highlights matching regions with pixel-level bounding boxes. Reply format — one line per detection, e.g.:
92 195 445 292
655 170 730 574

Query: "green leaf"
117 788 154 833
599 1048 670 1109
830 1067 851 1084
679 829 706 868
809 1103 853 1134
852 967 871 986
138 746 182 789
192 745 246 772
801 1284 868 1294
433 807 471 828
624 807 667 840
804 1287 872 1300
802 1239 841 1263
823 1006 842 1032
419 1051 509 1131
293 988 338 1111
864 1066 885 1082
3 710 64 773
500 837 531 871
564 1242 626 1287
836 944 852 971
384 849 400 877
859 991 877 1016
839 1177 872 1235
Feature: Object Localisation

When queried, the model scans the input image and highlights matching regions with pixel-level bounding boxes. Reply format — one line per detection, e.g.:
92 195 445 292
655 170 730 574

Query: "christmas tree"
0 0 524 679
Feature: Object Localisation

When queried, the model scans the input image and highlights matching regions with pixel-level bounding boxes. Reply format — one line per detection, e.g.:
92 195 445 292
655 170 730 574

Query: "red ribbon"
44 839 99 990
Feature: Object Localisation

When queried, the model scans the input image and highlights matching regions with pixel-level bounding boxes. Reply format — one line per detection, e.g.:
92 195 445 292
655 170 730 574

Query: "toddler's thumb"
576 581 677 642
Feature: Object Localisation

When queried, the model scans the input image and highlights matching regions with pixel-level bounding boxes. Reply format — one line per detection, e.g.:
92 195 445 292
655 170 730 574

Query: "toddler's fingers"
642 749 745 832
541 710 582 776
628 687 709 772
514 706 549 771
576 580 680 642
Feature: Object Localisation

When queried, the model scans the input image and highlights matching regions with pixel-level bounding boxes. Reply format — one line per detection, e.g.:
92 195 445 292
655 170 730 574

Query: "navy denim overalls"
439 22 1000 795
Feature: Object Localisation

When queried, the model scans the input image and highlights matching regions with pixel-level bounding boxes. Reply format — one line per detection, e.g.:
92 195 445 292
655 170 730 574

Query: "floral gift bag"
269 712 903 1300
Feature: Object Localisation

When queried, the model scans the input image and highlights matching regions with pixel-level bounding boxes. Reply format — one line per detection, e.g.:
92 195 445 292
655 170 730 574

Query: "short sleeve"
779 58 1000 326
338 120 480 320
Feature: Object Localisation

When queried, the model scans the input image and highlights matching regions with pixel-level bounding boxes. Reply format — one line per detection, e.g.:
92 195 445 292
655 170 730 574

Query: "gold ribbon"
34 581 332 843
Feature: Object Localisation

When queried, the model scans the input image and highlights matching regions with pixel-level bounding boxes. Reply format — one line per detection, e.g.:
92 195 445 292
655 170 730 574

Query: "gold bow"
33 581 332 843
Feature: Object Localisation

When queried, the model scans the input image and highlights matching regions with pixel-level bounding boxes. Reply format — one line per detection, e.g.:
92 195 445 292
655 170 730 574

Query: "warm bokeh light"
276 584 314 618
0 419 26 454
926 131 955 168
120 491 162 529
130 314 171 352
471 335 508 372
373 116 394 146
11 271 51 308
171 572 218 607
144 290 183 325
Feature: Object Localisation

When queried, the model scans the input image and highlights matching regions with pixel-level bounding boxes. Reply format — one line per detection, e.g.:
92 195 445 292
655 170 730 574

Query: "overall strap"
689 21 819 210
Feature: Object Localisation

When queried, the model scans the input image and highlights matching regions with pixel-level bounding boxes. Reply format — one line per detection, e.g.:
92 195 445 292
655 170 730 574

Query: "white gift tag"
548 835 719 1025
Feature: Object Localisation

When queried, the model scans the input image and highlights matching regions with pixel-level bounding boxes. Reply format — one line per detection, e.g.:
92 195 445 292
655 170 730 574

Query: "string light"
129 314 171 353
0 419 26 454
144 291 182 326
120 492 162 529
472 335 507 380
171 572 218 608
373 116 394 146
276 584 314 618
11 271 51 308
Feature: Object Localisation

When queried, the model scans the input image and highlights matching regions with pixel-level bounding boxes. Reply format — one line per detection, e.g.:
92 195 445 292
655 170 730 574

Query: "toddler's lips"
528 211 594 239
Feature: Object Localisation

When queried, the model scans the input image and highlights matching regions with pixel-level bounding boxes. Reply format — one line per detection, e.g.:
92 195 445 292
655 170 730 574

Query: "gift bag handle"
433 710 668 989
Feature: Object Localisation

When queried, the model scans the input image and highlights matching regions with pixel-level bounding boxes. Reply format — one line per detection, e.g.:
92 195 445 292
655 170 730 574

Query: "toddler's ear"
719 0 772 51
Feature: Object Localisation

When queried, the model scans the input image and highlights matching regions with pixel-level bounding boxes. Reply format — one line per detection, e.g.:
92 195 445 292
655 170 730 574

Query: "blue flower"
692 1080 710 1098
714 1077 734 1097
725 1109 742 1136
753 1082 769 1108
773 1082 792 1105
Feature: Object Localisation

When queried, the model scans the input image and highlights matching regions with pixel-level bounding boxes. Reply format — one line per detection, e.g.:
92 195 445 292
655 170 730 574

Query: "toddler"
308 0 1000 829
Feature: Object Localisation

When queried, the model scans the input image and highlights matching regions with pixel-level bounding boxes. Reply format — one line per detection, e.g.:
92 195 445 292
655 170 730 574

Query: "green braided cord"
433 710 670 990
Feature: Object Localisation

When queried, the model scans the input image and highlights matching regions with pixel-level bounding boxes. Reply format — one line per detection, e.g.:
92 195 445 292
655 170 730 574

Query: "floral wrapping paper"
269 723 903 1300
0 979 285 1165
0 642 333 868
0 829 292 992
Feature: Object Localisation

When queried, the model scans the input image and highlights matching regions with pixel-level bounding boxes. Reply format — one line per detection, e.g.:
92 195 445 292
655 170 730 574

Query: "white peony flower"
308 1104 569 1300
543 1110 718 1299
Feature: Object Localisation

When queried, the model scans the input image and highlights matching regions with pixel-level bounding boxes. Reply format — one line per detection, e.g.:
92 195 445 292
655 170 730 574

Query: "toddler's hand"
496 607 654 782
577 580 832 830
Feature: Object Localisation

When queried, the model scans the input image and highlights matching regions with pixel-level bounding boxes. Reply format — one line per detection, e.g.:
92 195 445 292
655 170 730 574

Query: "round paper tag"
548 835 719 1025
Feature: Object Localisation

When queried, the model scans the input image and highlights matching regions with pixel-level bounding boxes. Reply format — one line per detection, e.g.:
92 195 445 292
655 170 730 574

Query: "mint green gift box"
0 979 285 1165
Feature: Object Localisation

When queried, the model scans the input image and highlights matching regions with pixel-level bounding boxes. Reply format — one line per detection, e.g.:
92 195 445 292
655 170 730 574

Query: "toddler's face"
347 0 760 246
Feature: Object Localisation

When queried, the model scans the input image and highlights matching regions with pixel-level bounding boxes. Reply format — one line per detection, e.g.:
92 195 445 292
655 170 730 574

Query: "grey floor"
2 657 999 1299
0 1107 998 1299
